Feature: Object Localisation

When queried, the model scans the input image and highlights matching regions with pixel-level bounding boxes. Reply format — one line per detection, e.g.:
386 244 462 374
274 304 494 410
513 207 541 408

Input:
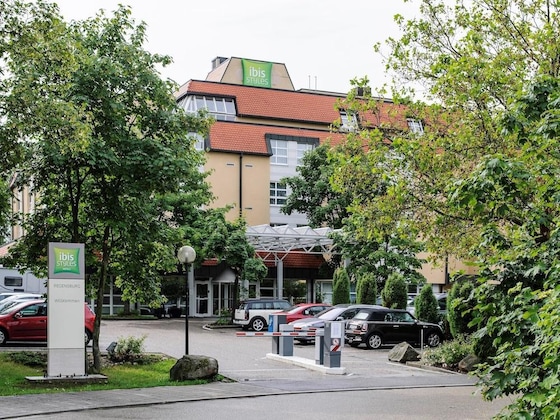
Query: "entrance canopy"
246 224 338 261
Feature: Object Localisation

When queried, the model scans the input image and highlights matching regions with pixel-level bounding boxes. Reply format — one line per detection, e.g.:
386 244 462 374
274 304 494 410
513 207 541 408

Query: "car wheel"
251 317 266 332
85 329 92 346
426 331 442 347
366 333 382 349
0 328 6 345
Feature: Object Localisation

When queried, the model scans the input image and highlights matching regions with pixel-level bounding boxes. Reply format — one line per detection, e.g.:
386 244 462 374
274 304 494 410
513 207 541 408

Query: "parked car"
233 298 291 332
0 299 95 346
345 307 444 349
406 292 448 316
290 304 385 344
273 303 331 324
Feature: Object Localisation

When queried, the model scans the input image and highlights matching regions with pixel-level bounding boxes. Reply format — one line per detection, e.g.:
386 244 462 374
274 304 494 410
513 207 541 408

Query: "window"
4 277 22 287
407 118 424 134
297 142 313 165
340 110 359 132
178 95 236 121
270 182 287 205
188 132 205 151
270 140 288 165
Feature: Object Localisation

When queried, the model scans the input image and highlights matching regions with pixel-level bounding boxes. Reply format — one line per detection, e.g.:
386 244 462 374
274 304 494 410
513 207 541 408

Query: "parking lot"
91 318 473 388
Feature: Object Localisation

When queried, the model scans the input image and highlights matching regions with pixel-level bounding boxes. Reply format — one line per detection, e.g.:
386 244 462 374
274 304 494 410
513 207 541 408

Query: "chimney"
211 57 228 70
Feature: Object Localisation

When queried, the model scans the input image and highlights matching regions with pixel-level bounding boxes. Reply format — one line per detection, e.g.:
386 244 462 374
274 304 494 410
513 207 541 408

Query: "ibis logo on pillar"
53 247 81 275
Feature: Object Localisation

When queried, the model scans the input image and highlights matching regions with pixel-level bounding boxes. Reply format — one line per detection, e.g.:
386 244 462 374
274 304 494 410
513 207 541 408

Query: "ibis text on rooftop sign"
242 59 272 88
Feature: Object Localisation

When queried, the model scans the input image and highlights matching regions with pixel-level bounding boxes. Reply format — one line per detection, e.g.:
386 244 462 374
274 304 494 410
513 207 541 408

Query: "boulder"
458 353 480 372
388 342 421 363
170 355 219 381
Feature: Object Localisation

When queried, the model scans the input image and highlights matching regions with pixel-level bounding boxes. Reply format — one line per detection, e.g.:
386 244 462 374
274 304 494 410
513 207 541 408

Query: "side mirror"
13 312 22 319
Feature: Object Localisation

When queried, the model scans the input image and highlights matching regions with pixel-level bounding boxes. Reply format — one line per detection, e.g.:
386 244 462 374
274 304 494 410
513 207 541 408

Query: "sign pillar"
47 242 85 377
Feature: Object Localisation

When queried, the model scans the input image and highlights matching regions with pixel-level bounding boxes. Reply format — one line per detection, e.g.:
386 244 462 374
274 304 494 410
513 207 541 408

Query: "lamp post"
177 245 196 355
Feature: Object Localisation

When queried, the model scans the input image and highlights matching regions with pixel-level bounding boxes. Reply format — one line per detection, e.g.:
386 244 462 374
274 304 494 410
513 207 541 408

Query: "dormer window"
178 95 236 121
340 110 359 132
407 118 424 134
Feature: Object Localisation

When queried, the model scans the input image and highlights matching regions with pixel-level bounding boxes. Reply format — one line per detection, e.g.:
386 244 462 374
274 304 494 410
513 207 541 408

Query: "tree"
283 139 426 292
363 0 560 416
203 214 268 321
332 267 350 305
356 271 377 305
381 273 407 309
281 143 351 229
414 284 438 324
447 277 475 338
0 2 214 372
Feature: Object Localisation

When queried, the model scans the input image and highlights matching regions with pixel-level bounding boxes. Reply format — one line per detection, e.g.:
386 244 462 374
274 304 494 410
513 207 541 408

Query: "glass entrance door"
195 282 210 315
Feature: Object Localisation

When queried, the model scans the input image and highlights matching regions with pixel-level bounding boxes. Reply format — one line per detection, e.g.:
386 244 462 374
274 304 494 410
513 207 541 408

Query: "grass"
0 351 223 396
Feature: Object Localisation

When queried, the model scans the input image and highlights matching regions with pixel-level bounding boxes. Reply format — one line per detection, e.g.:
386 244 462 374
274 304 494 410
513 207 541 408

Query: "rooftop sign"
242 59 272 88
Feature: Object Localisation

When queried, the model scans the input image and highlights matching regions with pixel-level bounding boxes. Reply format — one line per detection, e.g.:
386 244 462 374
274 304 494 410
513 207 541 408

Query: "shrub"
356 272 377 305
7 351 47 367
381 273 407 309
421 335 474 369
332 267 350 305
447 279 476 338
415 284 439 323
108 335 147 363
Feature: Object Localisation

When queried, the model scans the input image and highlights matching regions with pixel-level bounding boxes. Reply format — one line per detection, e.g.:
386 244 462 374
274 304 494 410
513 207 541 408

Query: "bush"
415 284 439 323
447 279 476 338
381 273 407 309
108 335 147 363
421 335 474 369
7 351 47 367
356 272 377 305
332 267 350 305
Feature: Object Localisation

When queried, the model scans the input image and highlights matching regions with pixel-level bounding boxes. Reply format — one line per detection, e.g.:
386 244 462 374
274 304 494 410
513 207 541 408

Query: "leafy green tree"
332 267 350 305
0 2 215 372
283 140 426 292
414 284 438 324
356 271 377 305
447 277 475 338
203 214 267 321
381 273 407 309
281 143 351 229
365 0 560 415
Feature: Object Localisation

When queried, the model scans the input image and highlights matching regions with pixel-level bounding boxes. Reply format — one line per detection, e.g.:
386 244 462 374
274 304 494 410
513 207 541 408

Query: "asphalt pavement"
0 318 511 419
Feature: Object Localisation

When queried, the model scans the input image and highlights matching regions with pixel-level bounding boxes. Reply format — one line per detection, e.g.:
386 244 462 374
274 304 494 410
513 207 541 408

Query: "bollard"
323 321 344 368
314 329 324 365
269 313 287 354
278 324 294 356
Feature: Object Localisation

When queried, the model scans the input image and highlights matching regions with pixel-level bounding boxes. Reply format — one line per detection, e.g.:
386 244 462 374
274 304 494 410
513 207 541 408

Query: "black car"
345 307 443 349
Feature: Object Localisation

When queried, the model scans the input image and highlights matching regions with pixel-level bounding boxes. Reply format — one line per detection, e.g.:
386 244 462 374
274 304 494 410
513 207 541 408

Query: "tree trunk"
92 227 111 373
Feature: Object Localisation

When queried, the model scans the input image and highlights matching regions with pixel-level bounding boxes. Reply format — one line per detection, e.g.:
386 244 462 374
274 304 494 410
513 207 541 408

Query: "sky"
50 0 421 94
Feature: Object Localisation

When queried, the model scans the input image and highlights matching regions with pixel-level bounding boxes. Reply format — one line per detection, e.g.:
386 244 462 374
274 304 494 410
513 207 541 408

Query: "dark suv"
345 307 443 349
233 298 291 331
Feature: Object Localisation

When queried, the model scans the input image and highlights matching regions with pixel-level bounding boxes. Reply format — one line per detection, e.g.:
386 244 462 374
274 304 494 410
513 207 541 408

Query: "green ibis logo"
53 247 80 275
242 59 272 88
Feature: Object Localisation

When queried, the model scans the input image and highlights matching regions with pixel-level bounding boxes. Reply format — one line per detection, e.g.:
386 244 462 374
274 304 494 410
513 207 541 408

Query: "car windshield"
0 301 27 315
0 300 21 313
318 307 348 320
282 305 302 314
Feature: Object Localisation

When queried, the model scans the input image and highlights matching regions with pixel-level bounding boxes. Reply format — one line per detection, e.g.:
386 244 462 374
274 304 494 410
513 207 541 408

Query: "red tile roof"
179 80 344 124
209 122 346 154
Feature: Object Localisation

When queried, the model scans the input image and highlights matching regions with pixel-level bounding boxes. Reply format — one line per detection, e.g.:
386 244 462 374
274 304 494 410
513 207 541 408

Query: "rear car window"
354 311 370 320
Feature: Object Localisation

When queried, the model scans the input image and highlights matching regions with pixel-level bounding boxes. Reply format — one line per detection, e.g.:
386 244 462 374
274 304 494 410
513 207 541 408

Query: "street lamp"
177 245 196 355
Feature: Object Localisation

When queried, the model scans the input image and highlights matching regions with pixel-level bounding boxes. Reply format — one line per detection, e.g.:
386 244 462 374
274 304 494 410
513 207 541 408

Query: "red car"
275 303 332 324
0 299 95 346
